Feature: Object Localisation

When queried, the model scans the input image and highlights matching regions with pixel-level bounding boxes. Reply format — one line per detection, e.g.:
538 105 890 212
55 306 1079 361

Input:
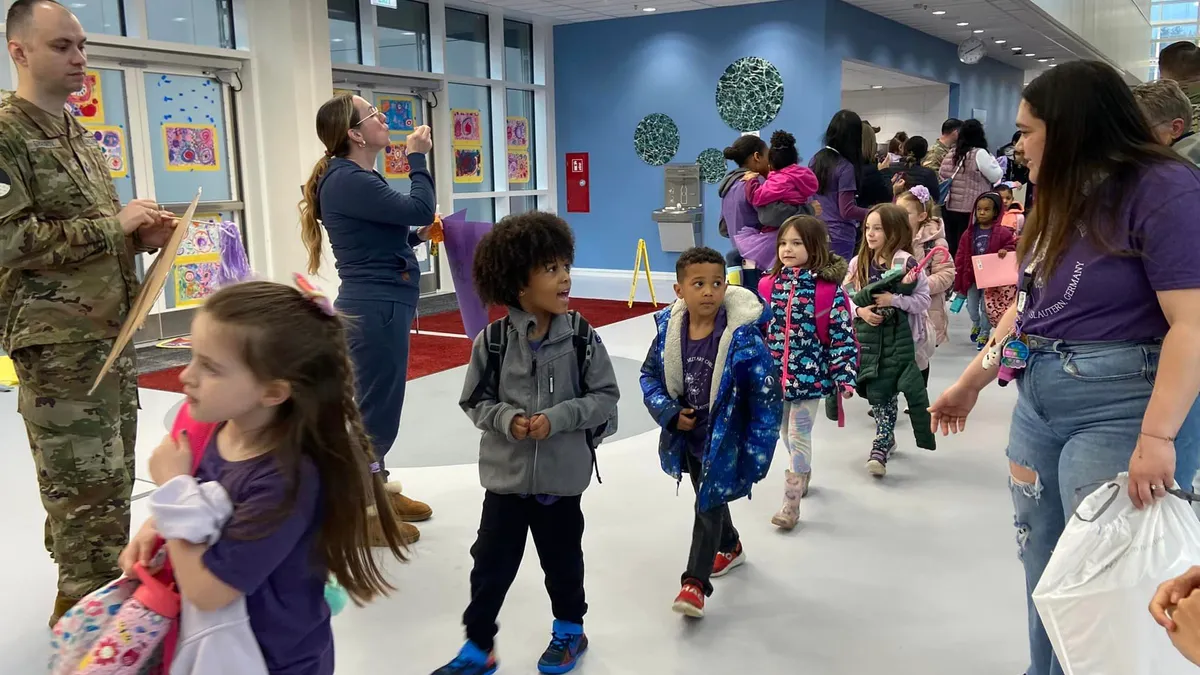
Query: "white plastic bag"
1032 473 1200 675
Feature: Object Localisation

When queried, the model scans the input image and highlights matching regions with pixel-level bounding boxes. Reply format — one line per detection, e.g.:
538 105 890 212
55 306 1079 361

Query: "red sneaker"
672 582 705 618
711 543 745 578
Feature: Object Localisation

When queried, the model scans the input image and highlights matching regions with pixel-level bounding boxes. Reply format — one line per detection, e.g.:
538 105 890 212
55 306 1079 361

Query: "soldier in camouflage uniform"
1 0 176 626
1160 41 1200 135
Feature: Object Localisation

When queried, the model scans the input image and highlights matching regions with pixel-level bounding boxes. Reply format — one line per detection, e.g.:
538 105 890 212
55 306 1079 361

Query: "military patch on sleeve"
0 167 12 198
26 139 59 150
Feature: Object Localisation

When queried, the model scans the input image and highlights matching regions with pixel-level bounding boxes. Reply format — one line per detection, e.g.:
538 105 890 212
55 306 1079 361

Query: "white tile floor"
0 312 1030 675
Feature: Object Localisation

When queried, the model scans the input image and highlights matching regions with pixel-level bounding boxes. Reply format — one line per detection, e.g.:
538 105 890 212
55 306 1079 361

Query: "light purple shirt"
811 158 859 259
1020 161 1200 341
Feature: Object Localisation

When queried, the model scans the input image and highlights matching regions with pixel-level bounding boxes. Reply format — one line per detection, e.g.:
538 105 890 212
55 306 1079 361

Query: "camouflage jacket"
922 139 949 171
0 95 140 352
1183 80 1200 135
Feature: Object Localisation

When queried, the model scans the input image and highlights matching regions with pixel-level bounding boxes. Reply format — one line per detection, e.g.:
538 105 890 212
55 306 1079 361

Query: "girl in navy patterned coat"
640 247 782 620
756 216 858 530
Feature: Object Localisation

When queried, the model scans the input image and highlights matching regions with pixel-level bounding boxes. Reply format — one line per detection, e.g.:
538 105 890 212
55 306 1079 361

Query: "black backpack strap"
465 316 510 408
567 311 603 484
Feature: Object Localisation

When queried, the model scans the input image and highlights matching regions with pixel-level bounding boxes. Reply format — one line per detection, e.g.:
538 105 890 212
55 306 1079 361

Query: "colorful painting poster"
454 147 484 184
67 70 104 123
85 126 127 178
177 216 219 256
383 136 411 179
507 150 530 184
172 254 220 307
378 95 417 132
163 123 221 172
506 117 529 150
452 109 482 147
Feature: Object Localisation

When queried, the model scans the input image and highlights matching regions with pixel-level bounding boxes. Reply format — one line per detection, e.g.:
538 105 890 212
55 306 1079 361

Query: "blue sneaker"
537 620 588 674
431 641 497 675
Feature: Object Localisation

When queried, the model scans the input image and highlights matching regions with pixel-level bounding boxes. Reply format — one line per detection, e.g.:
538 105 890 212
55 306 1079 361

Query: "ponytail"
299 156 330 275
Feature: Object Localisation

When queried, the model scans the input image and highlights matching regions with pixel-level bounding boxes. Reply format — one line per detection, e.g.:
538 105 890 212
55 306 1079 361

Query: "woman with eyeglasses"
929 60 1200 675
299 93 437 545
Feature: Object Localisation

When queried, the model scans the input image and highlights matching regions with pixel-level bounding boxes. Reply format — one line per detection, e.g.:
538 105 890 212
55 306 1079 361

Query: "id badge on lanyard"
1001 264 1036 370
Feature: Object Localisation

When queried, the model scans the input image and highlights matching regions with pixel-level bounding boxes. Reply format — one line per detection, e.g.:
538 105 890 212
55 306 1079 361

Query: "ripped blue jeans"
1007 338 1200 675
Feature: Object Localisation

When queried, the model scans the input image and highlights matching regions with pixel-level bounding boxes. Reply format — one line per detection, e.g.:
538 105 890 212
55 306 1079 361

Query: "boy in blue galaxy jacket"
640 247 783 620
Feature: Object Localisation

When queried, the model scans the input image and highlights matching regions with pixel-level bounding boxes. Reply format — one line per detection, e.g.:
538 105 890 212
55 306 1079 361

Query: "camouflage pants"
11 340 138 600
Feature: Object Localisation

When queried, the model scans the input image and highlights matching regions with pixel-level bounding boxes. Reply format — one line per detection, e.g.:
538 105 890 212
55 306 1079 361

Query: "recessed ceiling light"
973 29 984 34
69 2 87 8
1039 58 1049 63
331 38 344 43
172 16 187 22
1011 46 1022 51
642 6 656 11
1026 53 1036 57
1049 63 1058 67
957 22 969 27
932 9 946 15
995 39 1007 44
871 85 884 89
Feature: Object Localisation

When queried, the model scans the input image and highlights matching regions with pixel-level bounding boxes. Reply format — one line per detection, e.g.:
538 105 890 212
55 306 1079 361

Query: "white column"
237 0 335 288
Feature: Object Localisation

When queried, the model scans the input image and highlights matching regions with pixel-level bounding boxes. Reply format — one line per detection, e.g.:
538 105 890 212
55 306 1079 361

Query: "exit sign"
371 0 398 7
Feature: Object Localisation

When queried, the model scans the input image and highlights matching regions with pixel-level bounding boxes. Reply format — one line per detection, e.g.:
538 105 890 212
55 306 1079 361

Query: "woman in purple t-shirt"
930 61 1200 675
810 110 869 259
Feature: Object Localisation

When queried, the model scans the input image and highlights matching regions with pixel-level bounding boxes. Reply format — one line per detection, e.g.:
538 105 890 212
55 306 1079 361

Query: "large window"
378 0 431 71
329 0 361 64
445 8 489 78
504 20 533 83
65 0 124 36
147 0 234 48
448 83 494 193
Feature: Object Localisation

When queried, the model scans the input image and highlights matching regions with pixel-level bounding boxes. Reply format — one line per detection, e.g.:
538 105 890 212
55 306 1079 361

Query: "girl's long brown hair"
853 203 914 290
1017 61 1180 283
202 281 407 605
770 215 832 277
299 94 362 275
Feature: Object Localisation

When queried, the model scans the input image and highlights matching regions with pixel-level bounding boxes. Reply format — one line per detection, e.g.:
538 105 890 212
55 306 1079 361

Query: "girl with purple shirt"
123 280 410 675
810 110 870 259
931 61 1200 675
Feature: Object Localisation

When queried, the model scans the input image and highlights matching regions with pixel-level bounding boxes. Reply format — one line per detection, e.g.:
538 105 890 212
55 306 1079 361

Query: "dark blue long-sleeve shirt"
317 153 436 306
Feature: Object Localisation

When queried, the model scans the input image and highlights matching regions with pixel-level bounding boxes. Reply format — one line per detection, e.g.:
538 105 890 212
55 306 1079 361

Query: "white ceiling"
842 60 944 91
470 0 1113 76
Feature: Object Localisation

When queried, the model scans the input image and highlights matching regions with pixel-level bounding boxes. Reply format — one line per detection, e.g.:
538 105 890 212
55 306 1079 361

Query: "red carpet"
138 298 662 393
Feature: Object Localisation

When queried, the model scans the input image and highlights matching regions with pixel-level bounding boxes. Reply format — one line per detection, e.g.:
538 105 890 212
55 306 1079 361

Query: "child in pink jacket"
745 130 819 230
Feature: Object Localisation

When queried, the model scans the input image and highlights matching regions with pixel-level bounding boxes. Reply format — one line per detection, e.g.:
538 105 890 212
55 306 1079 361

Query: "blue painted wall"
553 0 1025 273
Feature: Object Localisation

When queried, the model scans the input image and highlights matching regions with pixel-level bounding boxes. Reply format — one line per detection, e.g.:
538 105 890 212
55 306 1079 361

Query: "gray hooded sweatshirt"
149 476 269 675
459 307 621 496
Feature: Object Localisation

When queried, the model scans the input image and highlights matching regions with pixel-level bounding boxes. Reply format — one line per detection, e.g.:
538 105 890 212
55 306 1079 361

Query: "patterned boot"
771 471 804 530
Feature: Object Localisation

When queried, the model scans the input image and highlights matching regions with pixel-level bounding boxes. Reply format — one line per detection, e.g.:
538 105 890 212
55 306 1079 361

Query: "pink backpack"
49 404 216 675
760 274 844 425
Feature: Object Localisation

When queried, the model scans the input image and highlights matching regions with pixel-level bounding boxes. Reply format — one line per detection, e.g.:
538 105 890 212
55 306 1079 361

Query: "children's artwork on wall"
454 147 484 184
452 109 482 146
697 148 726 184
172 254 221 307
178 215 219 256
633 113 679 167
379 95 418 132
384 136 412 179
507 150 530 184
164 123 221 172
506 117 529 150
715 56 784 133
68 71 104 123
86 126 128 178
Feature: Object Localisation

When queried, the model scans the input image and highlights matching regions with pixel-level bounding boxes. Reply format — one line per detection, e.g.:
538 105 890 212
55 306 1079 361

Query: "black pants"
683 452 739 596
726 250 763 296
463 492 586 651
943 209 971 259
921 367 930 387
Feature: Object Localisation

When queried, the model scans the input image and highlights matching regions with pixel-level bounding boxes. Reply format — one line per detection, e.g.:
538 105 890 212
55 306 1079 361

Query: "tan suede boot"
367 505 420 547
386 483 432 522
50 591 79 628
770 470 805 530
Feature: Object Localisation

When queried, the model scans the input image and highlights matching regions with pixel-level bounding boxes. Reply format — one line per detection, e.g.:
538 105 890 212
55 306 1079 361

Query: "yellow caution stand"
628 238 660 308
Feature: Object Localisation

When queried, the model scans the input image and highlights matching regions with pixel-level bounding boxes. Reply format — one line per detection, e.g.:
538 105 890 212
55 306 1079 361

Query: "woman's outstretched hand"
929 381 981 435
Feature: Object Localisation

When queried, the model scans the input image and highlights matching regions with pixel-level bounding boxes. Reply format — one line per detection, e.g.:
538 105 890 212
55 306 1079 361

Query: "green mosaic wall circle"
697 148 726 184
716 57 784 132
633 113 679 166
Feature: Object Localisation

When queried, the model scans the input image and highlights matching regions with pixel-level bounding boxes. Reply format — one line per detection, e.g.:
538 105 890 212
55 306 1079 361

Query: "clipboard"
90 189 202 394
972 252 1019 289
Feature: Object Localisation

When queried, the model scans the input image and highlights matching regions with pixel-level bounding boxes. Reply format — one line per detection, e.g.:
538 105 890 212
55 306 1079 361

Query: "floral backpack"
48 404 215 675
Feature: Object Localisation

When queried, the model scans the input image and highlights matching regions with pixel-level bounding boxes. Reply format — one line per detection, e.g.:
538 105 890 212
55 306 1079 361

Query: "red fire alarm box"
566 153 589 213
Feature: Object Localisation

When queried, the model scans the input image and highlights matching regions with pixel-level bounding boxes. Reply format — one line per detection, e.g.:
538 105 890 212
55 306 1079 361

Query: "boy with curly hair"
434 212 620 675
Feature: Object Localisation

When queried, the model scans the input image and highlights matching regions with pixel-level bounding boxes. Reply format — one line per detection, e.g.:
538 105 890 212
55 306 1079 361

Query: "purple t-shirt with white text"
196 433 331 675
1020 161 1200 341
682 308 726 456
811 156 859 258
